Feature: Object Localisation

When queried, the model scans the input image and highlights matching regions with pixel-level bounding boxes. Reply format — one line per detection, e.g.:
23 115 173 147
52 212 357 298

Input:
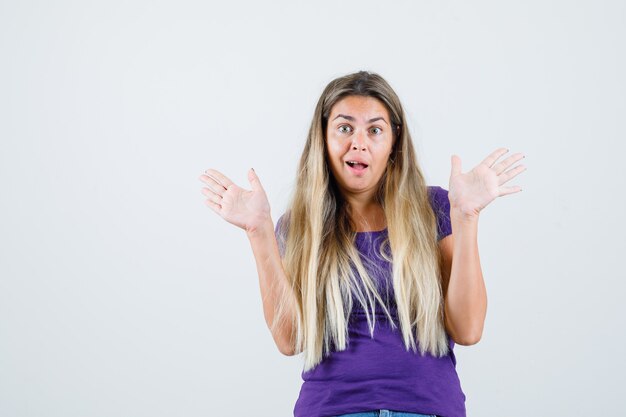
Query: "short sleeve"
274 212 290 258
428 186 452 241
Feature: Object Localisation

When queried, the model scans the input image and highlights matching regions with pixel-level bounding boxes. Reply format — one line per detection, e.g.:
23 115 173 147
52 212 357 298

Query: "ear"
391 125 400 149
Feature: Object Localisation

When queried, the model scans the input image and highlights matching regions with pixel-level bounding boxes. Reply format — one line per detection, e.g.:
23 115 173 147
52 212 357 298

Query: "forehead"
329 95 389 121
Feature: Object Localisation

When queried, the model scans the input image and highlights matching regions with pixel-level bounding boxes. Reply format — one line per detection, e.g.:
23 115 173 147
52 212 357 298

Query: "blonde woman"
199 71 526 417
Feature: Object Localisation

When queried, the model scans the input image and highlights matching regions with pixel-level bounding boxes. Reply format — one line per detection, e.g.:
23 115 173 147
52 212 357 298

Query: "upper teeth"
347 161 362 166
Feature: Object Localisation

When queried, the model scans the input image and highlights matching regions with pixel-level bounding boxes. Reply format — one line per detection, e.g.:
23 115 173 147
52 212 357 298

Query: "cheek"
326 138 347 159
373 145 393 168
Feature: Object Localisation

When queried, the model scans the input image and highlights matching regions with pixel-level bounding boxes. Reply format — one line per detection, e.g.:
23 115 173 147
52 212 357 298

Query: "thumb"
247 168 263 192
451 155 462 177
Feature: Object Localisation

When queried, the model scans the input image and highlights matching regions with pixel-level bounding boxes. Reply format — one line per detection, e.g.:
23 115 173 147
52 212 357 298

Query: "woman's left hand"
448 147 526 218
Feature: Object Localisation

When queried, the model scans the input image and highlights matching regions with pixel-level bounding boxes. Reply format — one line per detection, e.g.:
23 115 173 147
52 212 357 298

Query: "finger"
493 153 525 175
247 168 263 192
451 155 462 176
497 164 527 186
204 169 234 190
205 192 223 206
205 199 222 213
498 184 523 196
198 174 226 192
201 187 224 200
480 147 509 168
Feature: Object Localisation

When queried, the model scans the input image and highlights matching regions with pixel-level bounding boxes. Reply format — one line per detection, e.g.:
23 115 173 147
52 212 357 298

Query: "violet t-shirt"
275 186 466 417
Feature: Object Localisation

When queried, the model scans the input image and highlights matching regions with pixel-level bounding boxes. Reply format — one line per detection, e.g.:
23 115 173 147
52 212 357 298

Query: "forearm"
444 211 487 345
246 218 298 354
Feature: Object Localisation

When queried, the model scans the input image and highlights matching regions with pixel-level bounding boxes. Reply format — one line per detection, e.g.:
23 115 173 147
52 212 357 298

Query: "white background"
1 1 624 416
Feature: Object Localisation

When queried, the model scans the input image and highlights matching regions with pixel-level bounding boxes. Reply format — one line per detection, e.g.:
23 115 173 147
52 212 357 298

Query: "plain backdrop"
1 1 624 416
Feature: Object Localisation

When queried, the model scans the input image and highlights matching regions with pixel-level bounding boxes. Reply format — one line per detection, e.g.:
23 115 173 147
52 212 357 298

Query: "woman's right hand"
199 168 271 233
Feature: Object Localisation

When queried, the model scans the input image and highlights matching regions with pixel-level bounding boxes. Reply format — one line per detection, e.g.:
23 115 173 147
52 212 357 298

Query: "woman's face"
325 95 395 200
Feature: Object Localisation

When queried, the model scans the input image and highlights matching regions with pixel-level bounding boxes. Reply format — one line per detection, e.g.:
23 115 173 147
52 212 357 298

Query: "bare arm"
442 147 526 345
246 218 298 356
199 168 297 356
439 214 487 346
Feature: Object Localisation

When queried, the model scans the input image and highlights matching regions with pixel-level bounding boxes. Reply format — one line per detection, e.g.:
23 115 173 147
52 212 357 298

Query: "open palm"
199 168 271 232
448 148 526 217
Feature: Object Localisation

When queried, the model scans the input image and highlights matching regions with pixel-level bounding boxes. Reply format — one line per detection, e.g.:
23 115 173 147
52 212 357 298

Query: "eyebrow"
332 114 389 125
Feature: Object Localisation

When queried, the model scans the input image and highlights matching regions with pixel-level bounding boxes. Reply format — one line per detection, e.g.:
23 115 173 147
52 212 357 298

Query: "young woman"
199 71 526 417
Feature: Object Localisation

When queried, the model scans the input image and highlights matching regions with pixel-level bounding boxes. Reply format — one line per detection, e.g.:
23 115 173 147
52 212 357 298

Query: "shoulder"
427 185 449 205
427 185 452 241
274 211 291 258
275 211 291 235
427 185 450 212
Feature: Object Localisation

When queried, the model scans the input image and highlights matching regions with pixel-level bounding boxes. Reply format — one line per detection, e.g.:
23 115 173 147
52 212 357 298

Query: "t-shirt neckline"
355 228 388 234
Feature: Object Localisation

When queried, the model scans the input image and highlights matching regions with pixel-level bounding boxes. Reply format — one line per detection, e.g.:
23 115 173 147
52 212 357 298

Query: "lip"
344 157 370 166
345 162 369 176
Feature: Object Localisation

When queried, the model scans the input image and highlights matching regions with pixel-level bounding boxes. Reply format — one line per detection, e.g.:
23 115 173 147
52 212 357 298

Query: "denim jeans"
333 410 437 417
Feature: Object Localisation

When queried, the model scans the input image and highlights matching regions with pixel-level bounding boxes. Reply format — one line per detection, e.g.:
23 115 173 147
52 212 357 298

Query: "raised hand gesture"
448 147 526 218
199 168 271 233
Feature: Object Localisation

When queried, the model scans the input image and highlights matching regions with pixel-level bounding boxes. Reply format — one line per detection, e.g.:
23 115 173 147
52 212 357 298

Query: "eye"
370 127 382 135
338 125 352 134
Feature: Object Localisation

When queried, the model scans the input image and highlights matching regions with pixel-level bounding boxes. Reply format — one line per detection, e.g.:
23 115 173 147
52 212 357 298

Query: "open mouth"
345 161 369 172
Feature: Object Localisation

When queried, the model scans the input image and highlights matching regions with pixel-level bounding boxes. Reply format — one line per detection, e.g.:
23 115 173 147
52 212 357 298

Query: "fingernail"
251 167 255 172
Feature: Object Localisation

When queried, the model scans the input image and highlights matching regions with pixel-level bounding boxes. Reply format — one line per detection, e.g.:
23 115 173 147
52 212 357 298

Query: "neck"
343 192 386 232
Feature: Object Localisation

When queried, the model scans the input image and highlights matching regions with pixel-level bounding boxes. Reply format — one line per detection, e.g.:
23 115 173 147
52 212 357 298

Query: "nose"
351 131 367 151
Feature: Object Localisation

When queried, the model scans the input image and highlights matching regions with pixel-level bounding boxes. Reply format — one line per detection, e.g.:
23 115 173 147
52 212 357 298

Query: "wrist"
450 207 480 224
245 216 274 239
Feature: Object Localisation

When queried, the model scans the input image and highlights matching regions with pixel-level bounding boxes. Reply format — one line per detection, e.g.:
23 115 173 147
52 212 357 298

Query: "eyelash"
338 125 383 135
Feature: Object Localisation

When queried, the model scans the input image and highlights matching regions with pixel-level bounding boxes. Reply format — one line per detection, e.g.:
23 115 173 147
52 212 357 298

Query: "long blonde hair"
272 70 449 372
